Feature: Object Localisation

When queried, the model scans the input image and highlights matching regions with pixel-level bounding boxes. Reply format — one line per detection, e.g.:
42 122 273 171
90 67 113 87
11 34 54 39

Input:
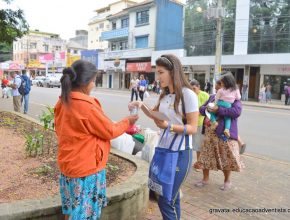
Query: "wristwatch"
170 124 174 133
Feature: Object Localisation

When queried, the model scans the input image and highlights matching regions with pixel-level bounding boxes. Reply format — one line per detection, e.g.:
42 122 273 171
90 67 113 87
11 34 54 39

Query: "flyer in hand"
141 104 170 121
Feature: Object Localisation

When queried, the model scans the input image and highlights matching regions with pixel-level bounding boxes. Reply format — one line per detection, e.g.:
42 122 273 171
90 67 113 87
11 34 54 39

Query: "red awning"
126 62 152 72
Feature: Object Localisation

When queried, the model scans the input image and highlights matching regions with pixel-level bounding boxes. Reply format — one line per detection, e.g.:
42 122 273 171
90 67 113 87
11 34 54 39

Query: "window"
30 42 37 49
120 41 128 50
99 36 102 42
111 42 118 51
135 36 148 48
43 44 49 52
121 18 129 28
74 50 78 54
112 21 117 30
99 23 104 29
136 10 149 25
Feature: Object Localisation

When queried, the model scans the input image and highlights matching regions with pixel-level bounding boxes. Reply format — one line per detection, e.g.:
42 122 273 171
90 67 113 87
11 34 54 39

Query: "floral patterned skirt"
59 170 107 220
195 127 245 172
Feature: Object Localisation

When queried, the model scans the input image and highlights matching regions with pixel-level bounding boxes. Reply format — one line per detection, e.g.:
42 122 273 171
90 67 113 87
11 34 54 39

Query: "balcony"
101 27 129 41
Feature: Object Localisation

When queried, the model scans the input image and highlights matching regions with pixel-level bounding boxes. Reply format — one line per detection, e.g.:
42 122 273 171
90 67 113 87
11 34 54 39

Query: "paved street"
1 86 289 163
1 86 290 220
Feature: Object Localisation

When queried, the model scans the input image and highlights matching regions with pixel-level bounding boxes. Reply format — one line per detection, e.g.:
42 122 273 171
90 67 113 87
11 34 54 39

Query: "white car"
32 76 46 87
43 75 62 88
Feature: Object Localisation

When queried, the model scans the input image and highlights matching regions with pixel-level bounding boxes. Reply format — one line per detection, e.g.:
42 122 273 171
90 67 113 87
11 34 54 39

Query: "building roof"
67 41 87 50
107 10 129 20
125 0 154 10
95 0 139 13
29 30 59 37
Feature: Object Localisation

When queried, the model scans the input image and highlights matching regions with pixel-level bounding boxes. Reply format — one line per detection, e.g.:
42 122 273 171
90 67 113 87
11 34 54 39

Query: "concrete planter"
0 111 149 220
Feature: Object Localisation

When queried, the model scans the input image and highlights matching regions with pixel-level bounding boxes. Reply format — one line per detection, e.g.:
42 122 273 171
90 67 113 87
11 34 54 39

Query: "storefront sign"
126 62 152 72
81 50 98 67
104 60 125 71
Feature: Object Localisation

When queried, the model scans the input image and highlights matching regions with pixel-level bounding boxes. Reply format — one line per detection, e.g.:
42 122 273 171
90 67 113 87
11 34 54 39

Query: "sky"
2 0 186 41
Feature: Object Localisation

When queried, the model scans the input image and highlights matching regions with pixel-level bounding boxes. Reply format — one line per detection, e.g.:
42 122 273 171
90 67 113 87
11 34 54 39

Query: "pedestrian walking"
194 76 244 191
265 83 272 103
8 72 22 112
190 79 209 171
129 54 199 220
20 71 31 114
54 60 138 220
130 75 139 101
138 74 147 101
284 82 290 105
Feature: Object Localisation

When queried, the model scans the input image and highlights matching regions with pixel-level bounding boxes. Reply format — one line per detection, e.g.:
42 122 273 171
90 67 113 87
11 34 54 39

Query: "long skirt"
195 127 244 171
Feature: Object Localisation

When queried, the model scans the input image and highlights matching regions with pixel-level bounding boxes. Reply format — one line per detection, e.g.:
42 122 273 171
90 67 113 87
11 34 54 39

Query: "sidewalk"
141 153 290 220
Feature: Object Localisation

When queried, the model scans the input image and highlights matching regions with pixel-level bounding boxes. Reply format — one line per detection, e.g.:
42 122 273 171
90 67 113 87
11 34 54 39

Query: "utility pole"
213 0 224 94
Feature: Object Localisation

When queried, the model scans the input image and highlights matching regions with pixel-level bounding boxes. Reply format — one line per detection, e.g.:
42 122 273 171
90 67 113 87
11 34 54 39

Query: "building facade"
99 0 184 89
13 30 66 76
88 0 141 50
181 0 290 100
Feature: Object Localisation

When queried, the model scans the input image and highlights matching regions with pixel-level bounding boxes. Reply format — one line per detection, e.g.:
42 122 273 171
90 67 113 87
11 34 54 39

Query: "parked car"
43 75 61 88
31 76 46 87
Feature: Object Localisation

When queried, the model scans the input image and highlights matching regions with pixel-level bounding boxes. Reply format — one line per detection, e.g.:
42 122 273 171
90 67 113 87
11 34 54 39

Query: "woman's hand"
153 119 168 129
128 101 143 111
127 114 139 125
207 105 219 113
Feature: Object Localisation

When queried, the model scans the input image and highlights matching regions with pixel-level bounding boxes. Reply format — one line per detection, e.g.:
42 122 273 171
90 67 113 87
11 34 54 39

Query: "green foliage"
32 164 53 176
0 0 29 44
25 132 44 157
1 117 15 126
107 163 119 172
39 106 55 130
0 42 12 62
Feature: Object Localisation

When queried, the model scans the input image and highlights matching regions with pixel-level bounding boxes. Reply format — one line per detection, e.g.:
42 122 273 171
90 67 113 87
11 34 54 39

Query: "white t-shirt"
12 75 22 96
157 87 198 151
130 79 139 89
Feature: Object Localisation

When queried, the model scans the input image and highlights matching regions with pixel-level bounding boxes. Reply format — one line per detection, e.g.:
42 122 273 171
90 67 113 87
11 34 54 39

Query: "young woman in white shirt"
129 54 198 220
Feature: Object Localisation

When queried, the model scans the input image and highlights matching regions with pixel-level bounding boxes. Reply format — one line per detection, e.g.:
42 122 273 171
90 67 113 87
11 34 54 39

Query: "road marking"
244 107 290 116
30 101 48 107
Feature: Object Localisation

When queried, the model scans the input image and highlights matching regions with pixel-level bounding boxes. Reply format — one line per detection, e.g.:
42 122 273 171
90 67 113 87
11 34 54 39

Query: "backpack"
18 76 26 96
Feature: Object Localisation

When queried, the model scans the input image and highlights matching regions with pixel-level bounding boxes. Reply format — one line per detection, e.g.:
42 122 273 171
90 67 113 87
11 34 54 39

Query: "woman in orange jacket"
54 60 138 220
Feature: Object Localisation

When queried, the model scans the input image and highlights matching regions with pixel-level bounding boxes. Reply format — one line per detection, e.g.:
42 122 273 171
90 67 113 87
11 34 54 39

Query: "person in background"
130 75 139 102
8 72 22 112
138 74 147 101
284 82 290 105
259 84 266 103
194 75 244 191
241 83 248 101
265 83 272 103
190 79 209 171
21 71 31 114
204 80 212 94
55 60 138 220
209 73 241 138
1 76 9 98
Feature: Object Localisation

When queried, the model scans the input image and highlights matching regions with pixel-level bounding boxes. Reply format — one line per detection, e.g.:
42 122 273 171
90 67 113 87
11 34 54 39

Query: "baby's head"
220 72 237 91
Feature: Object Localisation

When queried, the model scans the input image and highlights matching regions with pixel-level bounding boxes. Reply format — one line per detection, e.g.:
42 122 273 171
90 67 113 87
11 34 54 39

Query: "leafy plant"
25 132 44 157
107 163 119 172
32 164 53 176
39 106 55 130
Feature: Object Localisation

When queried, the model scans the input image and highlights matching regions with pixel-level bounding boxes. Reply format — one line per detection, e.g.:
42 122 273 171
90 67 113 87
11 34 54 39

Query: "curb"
242 102 290 111
243 152 290 166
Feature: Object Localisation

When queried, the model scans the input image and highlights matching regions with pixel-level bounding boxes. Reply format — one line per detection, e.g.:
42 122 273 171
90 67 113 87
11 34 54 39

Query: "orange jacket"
54 92 129 178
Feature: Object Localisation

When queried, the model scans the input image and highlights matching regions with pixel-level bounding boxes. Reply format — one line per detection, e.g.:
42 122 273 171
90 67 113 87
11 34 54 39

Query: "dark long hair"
60 60 97 104
220 72 237 91
155 54 191 115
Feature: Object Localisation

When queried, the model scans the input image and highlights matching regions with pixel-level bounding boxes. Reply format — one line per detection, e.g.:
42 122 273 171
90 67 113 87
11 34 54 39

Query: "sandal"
220 182 232 191
240 143 246 154
194 180 209 187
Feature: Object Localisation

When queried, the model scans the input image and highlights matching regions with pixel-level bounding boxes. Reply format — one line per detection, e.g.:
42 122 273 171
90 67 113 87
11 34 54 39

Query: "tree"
0 0 29 44
184 0 236 56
